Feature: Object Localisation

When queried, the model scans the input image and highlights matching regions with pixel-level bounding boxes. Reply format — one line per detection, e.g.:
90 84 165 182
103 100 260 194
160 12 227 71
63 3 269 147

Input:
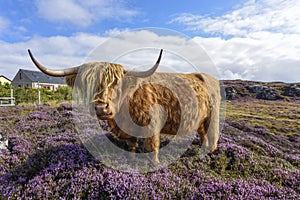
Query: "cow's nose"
95 104 110 115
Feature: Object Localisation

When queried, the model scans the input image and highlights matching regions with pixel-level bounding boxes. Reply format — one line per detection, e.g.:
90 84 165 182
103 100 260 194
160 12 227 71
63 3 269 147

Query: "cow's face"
93 73 139 120
65 64 134 120
64 63 126 120
85 63 124 120
94 77 119 120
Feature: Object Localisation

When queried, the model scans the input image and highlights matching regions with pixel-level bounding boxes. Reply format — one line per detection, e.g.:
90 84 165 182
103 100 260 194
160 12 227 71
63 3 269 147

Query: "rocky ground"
0 80 299 199
223 80 300 101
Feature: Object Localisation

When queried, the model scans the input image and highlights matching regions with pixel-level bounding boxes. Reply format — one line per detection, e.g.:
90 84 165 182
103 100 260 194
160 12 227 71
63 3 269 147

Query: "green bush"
0 83 72 105
0 82 13 97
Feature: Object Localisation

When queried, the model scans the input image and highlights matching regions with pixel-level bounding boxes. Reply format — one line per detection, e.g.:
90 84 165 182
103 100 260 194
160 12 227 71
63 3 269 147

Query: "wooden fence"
0 89 15 106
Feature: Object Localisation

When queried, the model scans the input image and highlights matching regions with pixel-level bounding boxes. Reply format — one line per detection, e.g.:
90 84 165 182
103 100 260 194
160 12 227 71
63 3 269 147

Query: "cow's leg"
126 137 138 156
206 105 220 153
144 133 160 163
198 115 219 154
197 123 209 152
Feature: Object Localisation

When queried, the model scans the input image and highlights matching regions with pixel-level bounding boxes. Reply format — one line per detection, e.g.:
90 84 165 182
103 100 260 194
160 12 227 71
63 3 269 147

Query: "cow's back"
123 72 213 136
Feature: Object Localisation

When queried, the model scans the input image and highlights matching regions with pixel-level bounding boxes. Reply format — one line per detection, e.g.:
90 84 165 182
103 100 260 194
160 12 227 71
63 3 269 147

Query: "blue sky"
1 0 244 41
0 0 300 82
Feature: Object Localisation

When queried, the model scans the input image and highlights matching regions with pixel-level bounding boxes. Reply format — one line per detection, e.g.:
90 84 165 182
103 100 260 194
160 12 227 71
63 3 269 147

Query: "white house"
12 69 67 90
0 75 11 85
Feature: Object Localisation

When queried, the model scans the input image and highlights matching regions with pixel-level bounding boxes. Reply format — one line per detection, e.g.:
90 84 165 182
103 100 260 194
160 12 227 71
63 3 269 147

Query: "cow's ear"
66 74 77 87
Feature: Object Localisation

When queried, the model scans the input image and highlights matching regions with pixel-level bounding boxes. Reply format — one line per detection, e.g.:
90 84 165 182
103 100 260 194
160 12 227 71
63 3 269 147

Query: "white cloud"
169 0 300 82
36 0 92 26
0 33 107 79
0 30 219 80
0 16 9 35
85 29 219 76
193 34 300 82
1 29 299 83
104 28 130 37
171 0 300 37
36 0 139 27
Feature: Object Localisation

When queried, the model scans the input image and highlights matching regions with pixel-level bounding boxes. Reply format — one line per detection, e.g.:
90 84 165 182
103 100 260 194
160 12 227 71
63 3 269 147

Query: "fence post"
10 89 14 106
38 82 41 105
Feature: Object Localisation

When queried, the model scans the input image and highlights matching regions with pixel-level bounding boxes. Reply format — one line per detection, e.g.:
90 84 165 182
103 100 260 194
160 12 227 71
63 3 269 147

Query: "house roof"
0 75 11 82
21 69 66 84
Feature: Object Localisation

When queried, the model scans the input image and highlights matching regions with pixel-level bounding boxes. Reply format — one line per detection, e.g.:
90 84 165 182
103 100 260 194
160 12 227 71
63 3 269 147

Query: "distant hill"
223 80 300 101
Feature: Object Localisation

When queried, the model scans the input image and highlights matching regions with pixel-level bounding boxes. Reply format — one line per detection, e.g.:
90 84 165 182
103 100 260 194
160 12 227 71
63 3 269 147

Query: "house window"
19 73 22 79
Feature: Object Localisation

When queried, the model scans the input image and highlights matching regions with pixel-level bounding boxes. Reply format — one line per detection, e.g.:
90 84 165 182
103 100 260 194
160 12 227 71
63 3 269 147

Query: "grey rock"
225 86 238 100
0 132 8 150
246 85 283 100
246 85 268 93
256 88 284 100
282 85 300 97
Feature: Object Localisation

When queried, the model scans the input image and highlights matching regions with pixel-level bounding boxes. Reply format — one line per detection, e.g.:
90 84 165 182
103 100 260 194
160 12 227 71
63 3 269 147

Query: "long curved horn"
28 49 79 77
126 49 163 77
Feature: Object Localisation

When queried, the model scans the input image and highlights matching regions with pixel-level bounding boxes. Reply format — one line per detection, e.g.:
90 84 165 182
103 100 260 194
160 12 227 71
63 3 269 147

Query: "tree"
0 82 13 97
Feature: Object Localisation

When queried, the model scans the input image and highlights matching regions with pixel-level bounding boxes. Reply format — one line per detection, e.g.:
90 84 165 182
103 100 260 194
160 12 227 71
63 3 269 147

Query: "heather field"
0 81 300 199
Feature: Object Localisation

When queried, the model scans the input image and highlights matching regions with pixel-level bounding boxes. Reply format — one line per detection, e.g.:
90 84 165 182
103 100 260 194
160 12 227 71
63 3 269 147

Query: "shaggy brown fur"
66 62 221 163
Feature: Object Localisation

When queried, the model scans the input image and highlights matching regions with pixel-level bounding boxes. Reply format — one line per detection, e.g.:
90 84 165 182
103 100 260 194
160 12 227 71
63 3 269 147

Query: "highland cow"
28 49 221 163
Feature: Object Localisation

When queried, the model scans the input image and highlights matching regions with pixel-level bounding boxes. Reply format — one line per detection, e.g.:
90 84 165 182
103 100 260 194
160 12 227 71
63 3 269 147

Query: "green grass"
226 100 300 137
